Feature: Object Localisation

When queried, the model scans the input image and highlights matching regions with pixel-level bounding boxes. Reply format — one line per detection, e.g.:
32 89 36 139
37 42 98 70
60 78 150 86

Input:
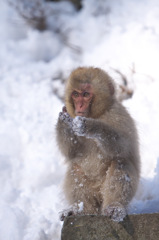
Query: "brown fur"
56 67 140 221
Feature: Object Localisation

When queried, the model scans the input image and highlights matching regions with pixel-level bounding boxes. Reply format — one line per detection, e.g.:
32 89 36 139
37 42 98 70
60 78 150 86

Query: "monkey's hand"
102 202 127 222
72 116 86 136
58 111 73 127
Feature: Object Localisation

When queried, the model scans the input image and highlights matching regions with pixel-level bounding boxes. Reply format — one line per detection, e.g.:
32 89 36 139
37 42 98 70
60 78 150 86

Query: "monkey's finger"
62 106 67 113
103 207 114 217
60 213 65 221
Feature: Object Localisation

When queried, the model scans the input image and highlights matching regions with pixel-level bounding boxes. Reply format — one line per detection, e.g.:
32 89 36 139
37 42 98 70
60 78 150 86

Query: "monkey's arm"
56 112 84 159
72 116 128 157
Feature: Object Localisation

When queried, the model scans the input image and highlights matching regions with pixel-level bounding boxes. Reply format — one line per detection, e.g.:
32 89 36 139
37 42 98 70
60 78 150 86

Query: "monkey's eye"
72 91 79 98
83 92 90 98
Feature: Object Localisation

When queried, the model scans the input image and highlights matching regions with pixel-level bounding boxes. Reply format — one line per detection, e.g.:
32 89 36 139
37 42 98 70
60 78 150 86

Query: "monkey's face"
71 83 93 117
66 67 116 118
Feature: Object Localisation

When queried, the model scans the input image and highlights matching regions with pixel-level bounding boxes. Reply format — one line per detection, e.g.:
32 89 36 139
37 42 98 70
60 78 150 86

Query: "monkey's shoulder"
100 102 136 131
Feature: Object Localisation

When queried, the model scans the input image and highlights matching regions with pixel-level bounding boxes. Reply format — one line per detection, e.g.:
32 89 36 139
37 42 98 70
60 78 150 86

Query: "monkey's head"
65 67 116 118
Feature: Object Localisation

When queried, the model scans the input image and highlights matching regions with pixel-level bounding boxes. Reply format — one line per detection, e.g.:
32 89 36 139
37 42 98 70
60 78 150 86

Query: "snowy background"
0 0 159 239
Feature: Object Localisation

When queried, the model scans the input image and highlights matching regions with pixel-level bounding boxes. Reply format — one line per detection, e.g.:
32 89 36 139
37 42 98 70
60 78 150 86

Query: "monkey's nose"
78 100 84 108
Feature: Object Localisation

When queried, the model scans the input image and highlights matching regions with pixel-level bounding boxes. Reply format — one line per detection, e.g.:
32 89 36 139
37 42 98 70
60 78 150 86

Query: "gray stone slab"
61 213 159 240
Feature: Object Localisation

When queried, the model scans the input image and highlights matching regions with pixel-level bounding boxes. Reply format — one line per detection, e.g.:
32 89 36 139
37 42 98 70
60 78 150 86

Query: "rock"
61 213 159 240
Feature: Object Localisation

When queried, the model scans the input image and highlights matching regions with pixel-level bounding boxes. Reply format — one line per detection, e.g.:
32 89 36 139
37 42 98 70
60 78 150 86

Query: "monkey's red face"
71 84 93 117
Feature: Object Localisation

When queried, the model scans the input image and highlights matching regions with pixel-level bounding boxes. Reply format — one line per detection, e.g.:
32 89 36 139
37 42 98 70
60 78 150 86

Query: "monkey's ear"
108 82 115 95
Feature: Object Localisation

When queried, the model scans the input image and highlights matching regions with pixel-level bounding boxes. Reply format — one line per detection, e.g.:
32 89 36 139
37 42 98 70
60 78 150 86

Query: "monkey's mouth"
76 112 86 116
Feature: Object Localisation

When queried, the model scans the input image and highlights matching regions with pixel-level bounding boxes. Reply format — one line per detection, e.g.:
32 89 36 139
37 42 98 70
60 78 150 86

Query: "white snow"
1 0 159 239
72 116 85 136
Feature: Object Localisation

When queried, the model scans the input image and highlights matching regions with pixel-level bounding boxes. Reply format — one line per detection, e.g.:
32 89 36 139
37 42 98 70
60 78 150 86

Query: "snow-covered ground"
0 0 159 239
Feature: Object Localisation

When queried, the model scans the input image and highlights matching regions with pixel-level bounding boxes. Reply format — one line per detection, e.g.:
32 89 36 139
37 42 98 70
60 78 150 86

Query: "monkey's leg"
101 161 138 222
63 167 101 216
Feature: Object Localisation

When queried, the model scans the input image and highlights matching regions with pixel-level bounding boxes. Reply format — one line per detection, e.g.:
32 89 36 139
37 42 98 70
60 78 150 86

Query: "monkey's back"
101 101 140 175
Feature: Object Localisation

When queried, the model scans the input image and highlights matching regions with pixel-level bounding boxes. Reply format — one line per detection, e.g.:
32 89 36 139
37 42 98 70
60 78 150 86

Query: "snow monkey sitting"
56 67 140 222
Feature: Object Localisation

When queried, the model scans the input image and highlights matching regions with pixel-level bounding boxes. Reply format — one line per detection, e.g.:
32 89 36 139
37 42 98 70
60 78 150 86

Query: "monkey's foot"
59 209 75 221
102 202 127 222
59 202 84 221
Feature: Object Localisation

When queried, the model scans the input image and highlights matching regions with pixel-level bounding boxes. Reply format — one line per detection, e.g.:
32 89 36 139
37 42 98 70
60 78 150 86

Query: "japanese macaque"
56 67 140 222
